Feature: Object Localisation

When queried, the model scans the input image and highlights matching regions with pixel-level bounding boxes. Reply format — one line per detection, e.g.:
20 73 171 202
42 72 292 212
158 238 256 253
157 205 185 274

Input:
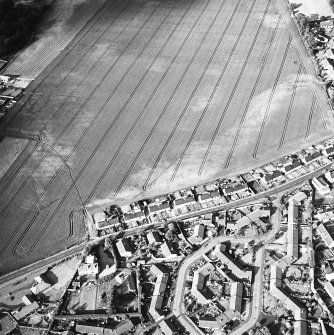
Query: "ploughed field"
0 0 333 274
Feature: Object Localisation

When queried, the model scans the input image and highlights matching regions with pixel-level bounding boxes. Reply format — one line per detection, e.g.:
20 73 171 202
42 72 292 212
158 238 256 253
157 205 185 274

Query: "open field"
4 0 107 78
0 0 333 275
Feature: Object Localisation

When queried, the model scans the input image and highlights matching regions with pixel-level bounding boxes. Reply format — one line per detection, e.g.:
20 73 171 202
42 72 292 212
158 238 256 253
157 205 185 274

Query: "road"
171 205 281 335
0 243 84 287
0 160 329 293
230 247 265 335
94 160 332 244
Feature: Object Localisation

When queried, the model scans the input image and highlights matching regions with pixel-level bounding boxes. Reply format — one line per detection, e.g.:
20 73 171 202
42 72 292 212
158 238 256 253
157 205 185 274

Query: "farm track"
274 0 328 131
305 97 315 139
114 0 243 193
6 3 168 258
29 0 200 252
252 37 291 159
20 0 132 125
145 0 260 186
101 0 242 198
294 46 327 131
8 0 117 118
277 65 302 150
4 0 110 78
223 16 281 171
1 0 332 274
10 0 204 257
198 0 271 176
0 0 134 195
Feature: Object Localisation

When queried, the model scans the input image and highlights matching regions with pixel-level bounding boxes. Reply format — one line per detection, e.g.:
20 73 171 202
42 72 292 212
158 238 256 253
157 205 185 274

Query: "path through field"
0 0 333 274
4 0 107 78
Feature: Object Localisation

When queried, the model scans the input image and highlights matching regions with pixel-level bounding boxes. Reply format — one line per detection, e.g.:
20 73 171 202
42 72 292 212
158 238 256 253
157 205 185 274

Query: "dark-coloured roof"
127 272 136 292
200 193 212 201
210 190 220 198
159 319 178 335
318 176 328 186
175 195 194 206
265 170 282 182
248 180 262 194
149 202 170 213
305 151 321 162
326 146 334 154
285 160 302 172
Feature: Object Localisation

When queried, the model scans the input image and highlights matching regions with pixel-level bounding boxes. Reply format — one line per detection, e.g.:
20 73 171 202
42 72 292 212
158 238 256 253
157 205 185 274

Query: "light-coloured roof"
317 223 334 248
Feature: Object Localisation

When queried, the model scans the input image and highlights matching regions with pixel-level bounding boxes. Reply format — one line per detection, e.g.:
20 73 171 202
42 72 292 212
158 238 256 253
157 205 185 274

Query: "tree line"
0 0 48 57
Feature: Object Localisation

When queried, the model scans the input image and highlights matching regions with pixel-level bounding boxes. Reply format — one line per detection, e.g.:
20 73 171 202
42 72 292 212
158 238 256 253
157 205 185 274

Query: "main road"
0 160 330 292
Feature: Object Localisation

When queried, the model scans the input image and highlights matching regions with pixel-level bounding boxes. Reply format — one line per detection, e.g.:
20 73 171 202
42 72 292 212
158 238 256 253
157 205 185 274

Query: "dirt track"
0 0 333 274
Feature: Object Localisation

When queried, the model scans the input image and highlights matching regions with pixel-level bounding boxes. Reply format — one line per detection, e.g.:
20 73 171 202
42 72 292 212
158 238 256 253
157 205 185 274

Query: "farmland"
0 0 333 275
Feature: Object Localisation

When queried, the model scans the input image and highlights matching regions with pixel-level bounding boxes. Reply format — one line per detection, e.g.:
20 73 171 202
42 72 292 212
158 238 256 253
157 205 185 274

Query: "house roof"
127 273 136 292
320 20 334 27
13 302 39 321
149 202 170 213
318 176 328 186
288 202 299 224
194 224 205 239
30 282 51 295
112 318 134 335
325 146 334 154
285 160 302 172
248 180 262 193
317 223 334 248
92 212 107 224
175 196 195 206
97 217 119 229
210 190 220 198
150 264 168 277
125 211 145 221
161 241 177 258
77 263 99 276
223 183 248 194
200 193 212 201
149 273 169 320
265 170 282 182
116 239 132 257
198 317 219 329
147 231 162 244
76 324 104 334
305 151 321 162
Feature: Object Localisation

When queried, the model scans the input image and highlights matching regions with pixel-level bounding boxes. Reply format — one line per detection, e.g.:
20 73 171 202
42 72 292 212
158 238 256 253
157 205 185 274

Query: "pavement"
230 247 265 335
0 159 330 321
171 205 281 335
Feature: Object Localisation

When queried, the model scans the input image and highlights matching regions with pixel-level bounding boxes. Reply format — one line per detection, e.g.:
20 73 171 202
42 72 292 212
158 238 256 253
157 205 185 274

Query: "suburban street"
0 160 329 290
230 247 265 335
172 205 281 335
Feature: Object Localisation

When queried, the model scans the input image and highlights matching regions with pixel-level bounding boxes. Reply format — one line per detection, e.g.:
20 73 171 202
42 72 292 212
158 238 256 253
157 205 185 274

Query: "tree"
104 237 113 250
165 230 173 241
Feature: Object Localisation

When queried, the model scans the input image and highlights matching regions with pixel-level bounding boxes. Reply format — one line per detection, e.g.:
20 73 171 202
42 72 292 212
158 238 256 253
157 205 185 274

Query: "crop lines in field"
0 0 332 274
